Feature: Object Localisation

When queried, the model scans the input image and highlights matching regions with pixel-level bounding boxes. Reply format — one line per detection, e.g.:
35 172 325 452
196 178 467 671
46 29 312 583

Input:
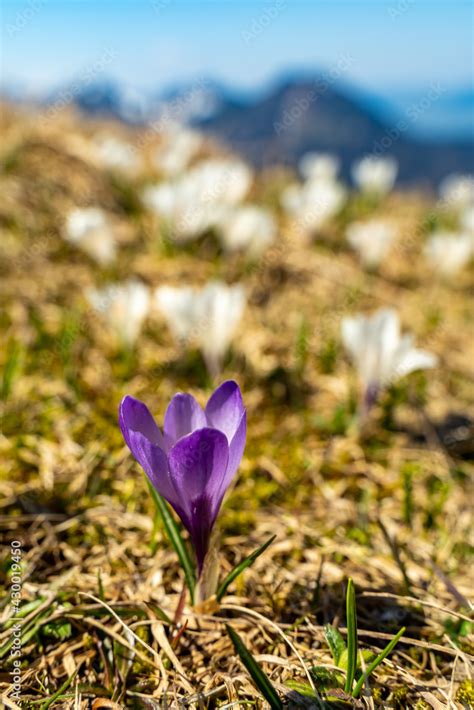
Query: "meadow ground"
0 105 473 709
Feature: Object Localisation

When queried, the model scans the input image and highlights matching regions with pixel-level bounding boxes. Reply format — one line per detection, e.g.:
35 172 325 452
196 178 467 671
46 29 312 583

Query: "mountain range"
26 75 474 186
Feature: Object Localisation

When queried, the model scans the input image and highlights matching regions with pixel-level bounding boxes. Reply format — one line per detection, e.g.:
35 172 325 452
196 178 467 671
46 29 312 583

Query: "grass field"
0 105 473 709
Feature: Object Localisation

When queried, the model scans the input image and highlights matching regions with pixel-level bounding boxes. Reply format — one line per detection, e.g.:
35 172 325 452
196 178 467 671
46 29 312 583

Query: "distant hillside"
191 78 474 187
37 75 474 186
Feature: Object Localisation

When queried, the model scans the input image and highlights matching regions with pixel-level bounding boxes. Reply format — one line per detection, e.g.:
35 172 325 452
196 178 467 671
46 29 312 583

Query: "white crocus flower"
195 282 246 376
342 308 437 411
143 184 219 242
346 219 396 268
95 135 140 174
280 183 303 214
63 208 117 265
154 286 198 342
154 281 245 376
185 158 252 206
143 158 253 242
439 174 474 210
424 231 473 278
460 205 474 234
142 182 177 220
87 280 151 346
351 156 398 196
217 205 277 256
154 125 203 176
282 178 346 235
299 152 340 182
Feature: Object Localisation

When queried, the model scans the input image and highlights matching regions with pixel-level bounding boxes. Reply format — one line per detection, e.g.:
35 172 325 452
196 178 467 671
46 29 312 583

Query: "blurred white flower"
143 158 253 242
460 205 474 234
342 308 437 409
346 219 396 268
299 152 340 182
217 205 277 256
154 286 198 342
154 125 203 176
439 174 474 210
63 207 117 265
155 281 245 376
142 182 176 219
95 135 140 174
143 184 218 242
87 280 151 346
188 158 252 205
351 156 398 196
280 183 303 214
196 282 246 376
281 177 346 234
424 231 473 278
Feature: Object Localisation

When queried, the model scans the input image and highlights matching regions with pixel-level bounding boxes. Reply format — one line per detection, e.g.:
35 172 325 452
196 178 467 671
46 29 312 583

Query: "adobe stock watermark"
6 0 48 37
135 76 210 152
387 0 416 21
150 0 173 13
41 47 118 124
241 0 287 44
274 52 354 135
8 541 23 703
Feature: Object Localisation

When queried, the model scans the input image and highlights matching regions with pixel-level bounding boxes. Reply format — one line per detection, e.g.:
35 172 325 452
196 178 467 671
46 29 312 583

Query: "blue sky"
1 0 473 97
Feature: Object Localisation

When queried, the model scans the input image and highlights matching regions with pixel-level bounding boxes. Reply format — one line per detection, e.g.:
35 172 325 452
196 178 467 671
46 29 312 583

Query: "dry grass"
0 104 473 709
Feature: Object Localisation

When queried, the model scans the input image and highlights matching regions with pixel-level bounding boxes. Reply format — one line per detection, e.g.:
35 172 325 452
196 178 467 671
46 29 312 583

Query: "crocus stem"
357 382 379 431
173 584 187 625
204 352 221 381
195 534 220 603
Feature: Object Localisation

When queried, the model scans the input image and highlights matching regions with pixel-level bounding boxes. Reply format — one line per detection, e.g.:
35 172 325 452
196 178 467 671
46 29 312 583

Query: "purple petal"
168 428 229 570
185 495 215 575
119 396 164 451
221 409 246 498
205 381 246 497
205 380 245 444
119 396 184 515
168 428 229 508
127 430 183 513
163 393 206 450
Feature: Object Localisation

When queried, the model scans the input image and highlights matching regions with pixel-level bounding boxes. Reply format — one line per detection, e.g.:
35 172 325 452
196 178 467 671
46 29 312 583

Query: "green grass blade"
147 481 195 602
216 534 276 602
226 624 283 710
344 578 358 693
35 667 80 709
3 598 46 628
0 609 52 659
352 626 406 698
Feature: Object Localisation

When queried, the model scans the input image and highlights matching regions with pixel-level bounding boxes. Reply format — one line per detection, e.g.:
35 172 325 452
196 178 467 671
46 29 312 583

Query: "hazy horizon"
2 0 473 140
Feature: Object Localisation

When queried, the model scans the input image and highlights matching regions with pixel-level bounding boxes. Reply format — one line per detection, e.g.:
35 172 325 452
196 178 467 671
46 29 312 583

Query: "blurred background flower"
346 219 397 269
63 207 117 265
155 282 245 376
351 156 398 197
143 158 252 242
87 280 151 347
424 231 473 278
217 205 277 257
341 308 438 414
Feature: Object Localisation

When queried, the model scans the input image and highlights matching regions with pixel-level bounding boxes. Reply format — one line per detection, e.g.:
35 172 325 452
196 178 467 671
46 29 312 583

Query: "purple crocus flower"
119 380 246 575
